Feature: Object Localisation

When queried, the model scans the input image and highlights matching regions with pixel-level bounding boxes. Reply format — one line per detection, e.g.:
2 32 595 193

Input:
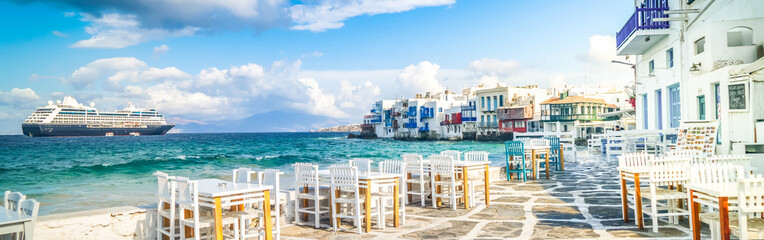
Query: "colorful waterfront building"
498 97 534 133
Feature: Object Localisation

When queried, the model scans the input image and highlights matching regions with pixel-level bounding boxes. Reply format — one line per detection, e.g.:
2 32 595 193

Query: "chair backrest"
175 177 197 207
430 155 455 175
528 139 550 147
258 169 281 202
293 163 319 188
617 152 654 170
3 191 25 212
153 171 173 198
544 136 561 150
380 160 406 175
707 155 752 170
403 154 425 174
738 175 764 214
464 151 489 162
19 199 39 219
329 166 359 192
505 141 525 157
232 167 252 183
401 153 421 161
689 162 744 187
440 150 462 161
351 158 372 173
648 156 691 186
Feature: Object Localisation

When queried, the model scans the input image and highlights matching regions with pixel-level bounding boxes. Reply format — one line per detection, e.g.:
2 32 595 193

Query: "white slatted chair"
430 155 463 210
619 152 654 227
707 155 753 172
733 174 764 240
329 166 381 234
523 139 550 180
440 150 462 162
403 154 430 207
292 163 330 229
351 158 373 174
463 151 488 208
154 171 177 240
3 191 25 212
18 199 39 240
588 135 603 153
378 160 406 228
239 169 282 240
232 168 253 184
641 156 691 233
176 177 239 240
692 163 745 240
606 135 627 158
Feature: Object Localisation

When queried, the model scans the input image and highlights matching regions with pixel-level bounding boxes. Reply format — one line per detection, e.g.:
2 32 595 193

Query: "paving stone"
532 192 574 198
477 222 523 238
405 205 472 218
583 197 622 205
607 227 688 238
513 184 548 191
531 220 600 239
533 205 585 220
469 204 525 220
535 197 576 204
492 196 531 204
401 220 479 239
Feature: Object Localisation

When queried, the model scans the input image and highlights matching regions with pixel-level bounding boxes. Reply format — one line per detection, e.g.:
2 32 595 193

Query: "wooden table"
525 146 551 180
685 183 738 240
196 179 274 240
420 160 491 209
318 170 401 233
616 166 649 230
0 208 34 240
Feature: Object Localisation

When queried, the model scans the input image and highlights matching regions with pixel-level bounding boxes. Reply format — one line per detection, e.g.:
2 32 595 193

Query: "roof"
540 96 607 105
730 56 764 80
606 104 619 108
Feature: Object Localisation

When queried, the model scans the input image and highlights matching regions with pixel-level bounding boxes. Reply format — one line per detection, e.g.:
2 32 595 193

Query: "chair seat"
180 215 238 228
296 193 329 200
634 187 686 200
296 205 331 214
406 178 429 183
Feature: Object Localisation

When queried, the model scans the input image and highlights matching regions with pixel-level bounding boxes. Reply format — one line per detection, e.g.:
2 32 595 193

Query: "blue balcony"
616 0 670 55
418 123 430 132
407 106 417 117
462 117 477 122
420 107 434 118
404 122 417 128
461 105 476 111
369 116 382 123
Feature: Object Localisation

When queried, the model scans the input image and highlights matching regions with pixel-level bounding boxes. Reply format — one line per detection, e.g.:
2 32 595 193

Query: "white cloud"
397 61 444 95
0 88 40 107
146 82 232 116
52 31 68 37
290 0 455 32
69 57 147 89
294 78 348 118
153 44 169 56
468 58 520 77
71 13 199 49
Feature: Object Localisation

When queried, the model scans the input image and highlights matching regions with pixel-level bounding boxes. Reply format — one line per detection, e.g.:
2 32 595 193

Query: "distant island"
310 124 361 132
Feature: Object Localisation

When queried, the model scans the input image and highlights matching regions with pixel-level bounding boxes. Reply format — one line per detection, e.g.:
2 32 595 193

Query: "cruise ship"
21 96 174 137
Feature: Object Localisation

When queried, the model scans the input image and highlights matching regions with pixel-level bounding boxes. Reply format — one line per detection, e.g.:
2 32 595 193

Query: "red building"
497 98 534 133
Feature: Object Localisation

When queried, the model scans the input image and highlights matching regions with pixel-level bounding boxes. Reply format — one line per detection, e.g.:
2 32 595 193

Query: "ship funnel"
90 102 95 107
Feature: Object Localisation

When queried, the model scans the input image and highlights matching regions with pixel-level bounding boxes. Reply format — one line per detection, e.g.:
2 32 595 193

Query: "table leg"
532 149 537 180
545 149 550 179
509 156 514 180
214 197 223 240
407 173 413 203
560 147 565 171
301 187 309 222
264 190 273 240
365 180 372 233
394 178 400 227
162 202 170 240
484 164 490 205
690 190 700 240
334 189 341 228
436 174 442 207
185 209 193 238
620 171 628 223
634 173 643 230
719 197 730 240
462 166 470 209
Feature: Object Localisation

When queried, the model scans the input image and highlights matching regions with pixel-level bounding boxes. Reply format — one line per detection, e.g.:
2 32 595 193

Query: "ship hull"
22 123 175 137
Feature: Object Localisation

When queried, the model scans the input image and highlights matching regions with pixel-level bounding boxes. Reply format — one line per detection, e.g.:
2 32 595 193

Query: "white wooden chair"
232 168 253 184
692 163 745 240
403 154 430 206
641 156 691 233
606 134 627 158
176 177 239 240
292 163 330 228
18 199 39 240
351 158 373 174
523 139 550 180
3 191 25 212
329 166 381 234
588 135 603 153
430 155 463 210
707 155 753 172
463 151 488 207
378 160 406 228
154 171 177 240
239 169 281 240
733 174 764 240
440 150 462 162
619 152 654 227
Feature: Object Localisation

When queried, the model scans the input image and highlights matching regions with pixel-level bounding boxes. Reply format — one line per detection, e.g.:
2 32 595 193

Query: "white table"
317 170 401 233
0 208 33 240
686 183 738 240
525 146 551 180
196 179 274 240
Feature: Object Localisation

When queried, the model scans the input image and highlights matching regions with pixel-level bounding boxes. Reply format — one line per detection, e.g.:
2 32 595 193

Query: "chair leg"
355 201 362 234
294 198 300 226
740 214 748 240
651 199 659 233
314 198 320 229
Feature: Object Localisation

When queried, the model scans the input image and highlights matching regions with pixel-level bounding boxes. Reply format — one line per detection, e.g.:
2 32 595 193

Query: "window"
439 107 442 112
493 96 497 110
727 27 753 47
714 83 720 119
493 115 497 123
487 98 491 110
515 121 525 128
695 37 705 55
698 95 706 120
656 89 663 130
499 95 504 107
666 48 674 68
481 97 485 108
481 115 484 123
669 84 681 128
649 60 655 75
642 94 649 129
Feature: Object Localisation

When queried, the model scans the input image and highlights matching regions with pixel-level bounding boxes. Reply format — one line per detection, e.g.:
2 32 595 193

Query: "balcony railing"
404 122 417 128
616 0 669 48
546 114 601 121
462 117 477 122
461 105 476 111
407 106 417 117
440 120 450 126
478 122 499 128
418 123 430 132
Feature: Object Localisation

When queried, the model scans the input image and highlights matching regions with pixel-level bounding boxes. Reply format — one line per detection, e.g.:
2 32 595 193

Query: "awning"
730 57 764 80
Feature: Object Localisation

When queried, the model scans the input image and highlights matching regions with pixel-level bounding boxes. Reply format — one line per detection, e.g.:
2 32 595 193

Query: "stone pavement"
280 152 706 239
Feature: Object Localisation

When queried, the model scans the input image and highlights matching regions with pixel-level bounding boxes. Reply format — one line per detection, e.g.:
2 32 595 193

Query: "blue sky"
0 0 634 133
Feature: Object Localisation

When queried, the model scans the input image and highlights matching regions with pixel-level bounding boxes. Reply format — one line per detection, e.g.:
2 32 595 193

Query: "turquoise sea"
0 132 505 215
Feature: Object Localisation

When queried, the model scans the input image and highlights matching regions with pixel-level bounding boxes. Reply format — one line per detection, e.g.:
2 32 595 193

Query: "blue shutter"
642 94 649 129
669 84 681 128
656 89 663 130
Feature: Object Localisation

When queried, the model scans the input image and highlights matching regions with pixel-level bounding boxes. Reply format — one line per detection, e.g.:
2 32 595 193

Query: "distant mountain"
173 111 353 133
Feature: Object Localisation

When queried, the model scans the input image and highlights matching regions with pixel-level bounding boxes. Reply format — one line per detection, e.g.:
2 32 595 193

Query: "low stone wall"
33 166 504 240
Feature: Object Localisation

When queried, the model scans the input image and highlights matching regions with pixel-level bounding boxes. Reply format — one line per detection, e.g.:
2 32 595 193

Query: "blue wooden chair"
505 141 532 181
544 136 562 171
